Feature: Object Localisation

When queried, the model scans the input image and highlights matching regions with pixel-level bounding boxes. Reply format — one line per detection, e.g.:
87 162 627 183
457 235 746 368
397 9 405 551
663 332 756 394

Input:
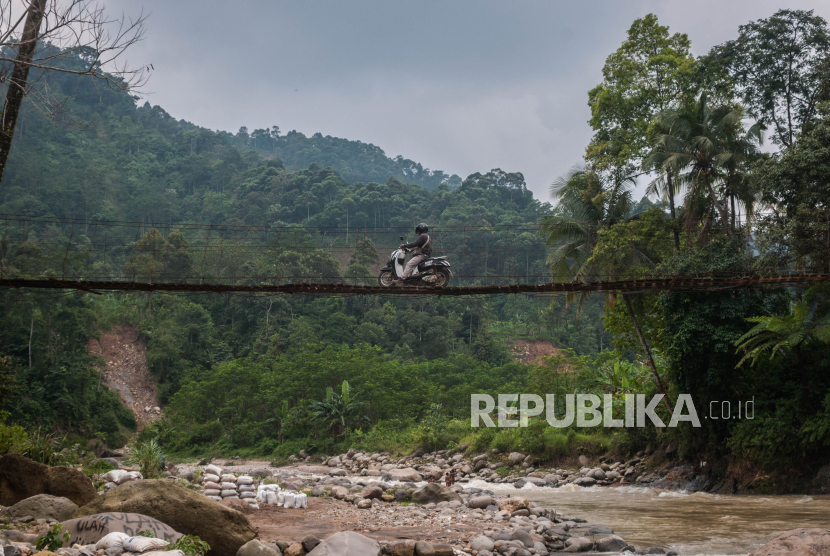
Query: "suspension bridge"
0 214 826 297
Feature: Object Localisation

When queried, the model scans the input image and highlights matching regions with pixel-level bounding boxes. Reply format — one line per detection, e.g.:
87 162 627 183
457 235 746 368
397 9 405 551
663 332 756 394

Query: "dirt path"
88 325 160 429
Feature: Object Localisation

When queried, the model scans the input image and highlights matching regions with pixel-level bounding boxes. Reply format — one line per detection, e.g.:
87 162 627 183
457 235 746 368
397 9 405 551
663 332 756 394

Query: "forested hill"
0 51 464 227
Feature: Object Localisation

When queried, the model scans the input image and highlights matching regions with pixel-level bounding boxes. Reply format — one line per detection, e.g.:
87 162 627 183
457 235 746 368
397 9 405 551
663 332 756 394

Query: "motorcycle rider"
393 223 431 284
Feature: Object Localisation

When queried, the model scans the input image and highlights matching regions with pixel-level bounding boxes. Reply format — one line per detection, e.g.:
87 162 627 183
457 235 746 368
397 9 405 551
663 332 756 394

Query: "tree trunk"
0 0 47 184
28 317 33 368
622 294 673 413
667 170 680 253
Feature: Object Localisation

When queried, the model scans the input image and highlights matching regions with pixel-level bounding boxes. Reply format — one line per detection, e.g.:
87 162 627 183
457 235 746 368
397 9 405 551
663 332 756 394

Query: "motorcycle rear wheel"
378 270 395 287
432 268 451 287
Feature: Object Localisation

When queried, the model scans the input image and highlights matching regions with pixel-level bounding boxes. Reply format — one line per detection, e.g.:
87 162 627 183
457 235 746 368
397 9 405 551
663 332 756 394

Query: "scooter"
378 236 452 287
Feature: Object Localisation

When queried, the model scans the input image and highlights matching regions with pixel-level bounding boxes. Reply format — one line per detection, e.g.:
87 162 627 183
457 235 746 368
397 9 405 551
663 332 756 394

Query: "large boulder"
73 480 256 556
0 454 97 507
748 528 830 556
2 494 78 521
497 496 528 513
60 513 181 546
382 468 423 483
596 535 628 552
306 531 381 556
411 484 462 505
237 540 282 556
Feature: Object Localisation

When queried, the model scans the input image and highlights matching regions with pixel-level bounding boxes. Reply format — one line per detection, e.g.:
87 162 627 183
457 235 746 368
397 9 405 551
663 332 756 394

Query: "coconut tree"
645 93 762 241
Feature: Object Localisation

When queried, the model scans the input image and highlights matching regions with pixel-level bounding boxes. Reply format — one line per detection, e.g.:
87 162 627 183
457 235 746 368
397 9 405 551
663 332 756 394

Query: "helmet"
415 223 429 234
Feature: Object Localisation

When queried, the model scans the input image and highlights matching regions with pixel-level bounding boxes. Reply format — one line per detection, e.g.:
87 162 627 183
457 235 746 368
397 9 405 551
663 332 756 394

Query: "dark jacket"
403 233 432 256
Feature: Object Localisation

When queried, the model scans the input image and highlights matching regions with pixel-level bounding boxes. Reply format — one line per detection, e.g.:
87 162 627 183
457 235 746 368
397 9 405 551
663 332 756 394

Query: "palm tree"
265 400 290 443
309 380 369 438
540 166 673 411
645 93 761 241
539 166 634 286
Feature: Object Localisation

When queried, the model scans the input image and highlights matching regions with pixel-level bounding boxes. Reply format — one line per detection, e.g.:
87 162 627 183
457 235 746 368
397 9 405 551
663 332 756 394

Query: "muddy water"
485 483 830 555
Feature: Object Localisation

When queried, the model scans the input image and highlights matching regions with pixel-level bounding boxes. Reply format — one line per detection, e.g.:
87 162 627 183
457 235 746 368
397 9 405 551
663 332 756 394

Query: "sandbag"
238 485 255 492
222 495 239 500
220 482 237 489
104 470 129 483
203 464 222 476
203 481 221 490
239 492 255 499
203 489 221 496
236 476 253 485
277 492 285 505
220 474 236 483
96 532 130 550
208 496 222 501
296 493 307 508
116 471 142 485
265 491 277 505
282 493 294 508
144 552 184 556
202 473 220 483
220 490 237 497
122 536 169 552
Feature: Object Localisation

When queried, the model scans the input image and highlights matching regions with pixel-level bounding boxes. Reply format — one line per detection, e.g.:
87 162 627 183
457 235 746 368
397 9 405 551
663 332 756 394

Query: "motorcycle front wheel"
378 270 395 287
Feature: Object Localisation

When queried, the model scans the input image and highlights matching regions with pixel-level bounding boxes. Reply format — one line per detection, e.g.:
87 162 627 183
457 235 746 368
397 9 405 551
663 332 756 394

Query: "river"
477 482 830 555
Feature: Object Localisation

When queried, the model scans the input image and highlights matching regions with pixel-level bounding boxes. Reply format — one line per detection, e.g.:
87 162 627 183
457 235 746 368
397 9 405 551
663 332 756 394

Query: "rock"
413 541 434 556
360 486 383 500
384 540 415 556
411 484 461 505
306 531 381 556
2 495 78 522
330 486 349 500
430 546 453 556
394 489 408 501
512 529 534 548
497 496 528 513
283 544 304 556
60 513 181 546
0 455 97 507
301 537 320 553
466 495 493 509
237 540 282 556
590 469 607 480
382 468 422 483
72 480 256 556
748 528 830 556
4 546 22 556
573 477 596 486
355 499 372 509
508 452 526 463
250 470 271 478
470 536 495 552
596 535 628 552
564 537 593 552
578 455 589 466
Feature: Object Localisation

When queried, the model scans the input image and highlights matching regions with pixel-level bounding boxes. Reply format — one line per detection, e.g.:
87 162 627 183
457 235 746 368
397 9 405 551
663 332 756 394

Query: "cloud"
106 0 830 203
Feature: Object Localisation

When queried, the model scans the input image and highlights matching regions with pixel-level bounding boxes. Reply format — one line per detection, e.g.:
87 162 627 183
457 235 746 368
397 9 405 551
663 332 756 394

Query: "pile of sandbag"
255 484 306 508
199 464 257 506
95 532 184 556
103 469 143 488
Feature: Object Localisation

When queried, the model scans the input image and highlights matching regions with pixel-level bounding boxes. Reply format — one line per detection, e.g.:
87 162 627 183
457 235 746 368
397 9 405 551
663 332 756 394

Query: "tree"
586 14 697 171
309 380 368 439
756 108 830 273
645 94 761 241
0 0 148 184
708 9 830 148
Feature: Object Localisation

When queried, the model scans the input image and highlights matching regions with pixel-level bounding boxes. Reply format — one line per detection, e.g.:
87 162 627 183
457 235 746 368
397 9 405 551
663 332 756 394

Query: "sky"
106 0 830 203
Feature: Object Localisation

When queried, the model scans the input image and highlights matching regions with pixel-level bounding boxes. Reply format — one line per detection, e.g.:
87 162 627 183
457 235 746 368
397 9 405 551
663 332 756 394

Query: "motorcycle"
378 236 452 287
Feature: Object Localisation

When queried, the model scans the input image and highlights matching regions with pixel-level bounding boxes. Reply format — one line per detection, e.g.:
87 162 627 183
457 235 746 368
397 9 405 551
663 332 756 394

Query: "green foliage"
0 412 28 455
127 439 163 479
137 530 156 538
309 381 369 438
168 534 210 556
36 524 70 552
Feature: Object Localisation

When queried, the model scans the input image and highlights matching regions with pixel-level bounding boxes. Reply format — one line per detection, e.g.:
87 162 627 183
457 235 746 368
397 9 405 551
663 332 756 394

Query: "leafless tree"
0 0 149 183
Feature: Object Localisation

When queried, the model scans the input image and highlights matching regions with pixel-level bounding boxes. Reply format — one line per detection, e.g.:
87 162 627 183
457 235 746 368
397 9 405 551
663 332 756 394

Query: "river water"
475 482 830 555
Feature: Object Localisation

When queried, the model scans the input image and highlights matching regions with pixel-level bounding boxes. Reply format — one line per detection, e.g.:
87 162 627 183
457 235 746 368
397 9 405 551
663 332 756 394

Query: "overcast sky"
107 0 830 202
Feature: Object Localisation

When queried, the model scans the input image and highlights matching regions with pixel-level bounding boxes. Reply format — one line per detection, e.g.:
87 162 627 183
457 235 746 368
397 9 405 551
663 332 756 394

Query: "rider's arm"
402 234 427 249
